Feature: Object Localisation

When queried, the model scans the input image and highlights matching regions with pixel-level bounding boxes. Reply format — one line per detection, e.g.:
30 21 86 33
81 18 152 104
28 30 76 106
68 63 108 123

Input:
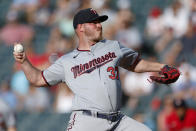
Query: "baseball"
14 43 24 53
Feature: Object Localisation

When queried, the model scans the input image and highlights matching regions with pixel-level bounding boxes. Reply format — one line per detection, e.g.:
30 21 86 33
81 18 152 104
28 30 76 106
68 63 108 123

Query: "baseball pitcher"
13 8 180 131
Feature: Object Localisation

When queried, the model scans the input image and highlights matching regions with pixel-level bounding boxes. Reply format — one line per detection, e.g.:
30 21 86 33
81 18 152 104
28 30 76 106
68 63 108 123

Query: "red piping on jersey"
77 48 90 52
76 43 96 52
41 71 51 87
67 113 77 131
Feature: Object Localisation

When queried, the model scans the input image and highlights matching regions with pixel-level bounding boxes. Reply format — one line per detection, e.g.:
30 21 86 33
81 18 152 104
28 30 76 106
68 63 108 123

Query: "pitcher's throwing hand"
13 43 26 64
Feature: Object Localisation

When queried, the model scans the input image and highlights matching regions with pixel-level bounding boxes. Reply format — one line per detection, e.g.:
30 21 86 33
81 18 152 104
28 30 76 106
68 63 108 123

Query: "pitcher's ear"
77 24 84 32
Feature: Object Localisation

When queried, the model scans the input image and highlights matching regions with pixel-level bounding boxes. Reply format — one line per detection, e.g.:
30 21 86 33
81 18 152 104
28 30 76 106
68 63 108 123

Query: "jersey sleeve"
42 58 65 86
117 42 141 70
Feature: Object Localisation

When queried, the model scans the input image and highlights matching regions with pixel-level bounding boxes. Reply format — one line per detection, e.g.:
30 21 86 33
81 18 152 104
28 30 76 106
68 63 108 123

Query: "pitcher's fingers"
13 52 24 56
14 56 21 62
15 55 23 59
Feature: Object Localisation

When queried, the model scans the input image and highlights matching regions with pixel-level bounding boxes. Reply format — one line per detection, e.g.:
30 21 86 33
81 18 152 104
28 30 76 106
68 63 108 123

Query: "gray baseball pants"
66 111 151 131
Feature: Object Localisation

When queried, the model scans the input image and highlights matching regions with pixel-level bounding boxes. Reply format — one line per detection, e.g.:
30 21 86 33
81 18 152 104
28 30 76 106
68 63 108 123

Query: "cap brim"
90 15 108 23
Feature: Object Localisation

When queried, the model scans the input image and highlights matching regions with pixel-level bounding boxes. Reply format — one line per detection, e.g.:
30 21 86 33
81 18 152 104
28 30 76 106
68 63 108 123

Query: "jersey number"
107 66 119 80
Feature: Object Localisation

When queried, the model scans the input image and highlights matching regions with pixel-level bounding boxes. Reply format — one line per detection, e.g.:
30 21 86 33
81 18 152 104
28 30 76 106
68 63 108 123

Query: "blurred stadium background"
0 0 196 131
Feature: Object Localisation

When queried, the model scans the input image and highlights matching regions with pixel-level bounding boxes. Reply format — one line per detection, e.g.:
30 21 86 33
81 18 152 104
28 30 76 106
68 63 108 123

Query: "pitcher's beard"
93 31 103 42
85 28 103 43
94 35 102 42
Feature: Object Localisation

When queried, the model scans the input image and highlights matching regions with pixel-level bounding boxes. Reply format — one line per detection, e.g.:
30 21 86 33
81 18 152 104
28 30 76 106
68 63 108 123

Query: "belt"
81 110 123 122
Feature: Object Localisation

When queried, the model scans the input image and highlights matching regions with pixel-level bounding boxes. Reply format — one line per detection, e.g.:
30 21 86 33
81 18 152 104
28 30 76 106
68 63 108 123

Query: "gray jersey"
42 39 140 112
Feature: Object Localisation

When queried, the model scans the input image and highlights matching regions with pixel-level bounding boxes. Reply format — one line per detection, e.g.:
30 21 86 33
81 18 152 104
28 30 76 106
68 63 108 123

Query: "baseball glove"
150 65 180 84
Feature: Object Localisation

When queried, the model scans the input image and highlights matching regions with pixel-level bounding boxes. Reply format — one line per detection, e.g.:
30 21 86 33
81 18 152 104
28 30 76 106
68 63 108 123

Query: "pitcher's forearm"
13 50 47 87
21 59 45 86
133 59 165 73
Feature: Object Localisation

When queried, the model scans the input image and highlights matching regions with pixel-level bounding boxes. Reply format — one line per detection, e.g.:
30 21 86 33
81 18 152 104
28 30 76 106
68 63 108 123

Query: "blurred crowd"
0 0 196 130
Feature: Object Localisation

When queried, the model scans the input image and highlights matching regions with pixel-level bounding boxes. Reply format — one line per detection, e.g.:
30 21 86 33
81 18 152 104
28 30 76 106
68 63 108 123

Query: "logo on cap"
90 8 97 14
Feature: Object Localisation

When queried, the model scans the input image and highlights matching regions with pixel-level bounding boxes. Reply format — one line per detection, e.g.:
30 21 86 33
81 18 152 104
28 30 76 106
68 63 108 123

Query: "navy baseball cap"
73 8 108 29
